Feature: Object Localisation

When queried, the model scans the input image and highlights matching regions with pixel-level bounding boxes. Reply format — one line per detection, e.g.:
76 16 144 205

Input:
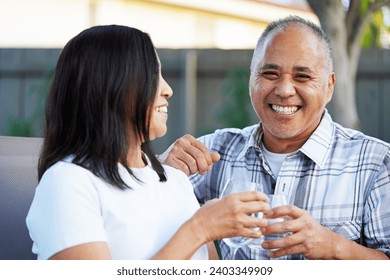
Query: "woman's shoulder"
162 163 189 180
38 157 105 197
41 158 94 182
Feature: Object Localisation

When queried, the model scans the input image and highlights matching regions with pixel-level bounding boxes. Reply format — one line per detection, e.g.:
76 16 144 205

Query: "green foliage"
5 68 53 137
361 3 390 48
217 68 256 128
360 0 377 15
5 117 33 137
31 68 53 130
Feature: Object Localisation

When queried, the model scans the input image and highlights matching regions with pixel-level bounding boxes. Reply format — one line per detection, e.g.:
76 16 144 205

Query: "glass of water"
219 179 258 259
264 194 289 260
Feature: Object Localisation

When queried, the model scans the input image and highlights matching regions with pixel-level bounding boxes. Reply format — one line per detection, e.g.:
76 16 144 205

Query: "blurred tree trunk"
307 0 390 129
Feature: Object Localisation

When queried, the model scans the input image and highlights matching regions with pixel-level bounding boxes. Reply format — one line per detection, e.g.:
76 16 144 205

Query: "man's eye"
261 71 278 80
295 74 310 81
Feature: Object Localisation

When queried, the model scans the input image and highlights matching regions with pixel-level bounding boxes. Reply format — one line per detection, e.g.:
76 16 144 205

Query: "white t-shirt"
26 157 208 260
261 144 290 178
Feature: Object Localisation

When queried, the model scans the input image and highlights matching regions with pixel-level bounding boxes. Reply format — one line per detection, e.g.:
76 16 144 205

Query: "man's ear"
326 72 335 103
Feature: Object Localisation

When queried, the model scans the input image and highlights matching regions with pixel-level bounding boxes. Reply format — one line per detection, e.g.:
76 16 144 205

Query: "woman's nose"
161 77 173 98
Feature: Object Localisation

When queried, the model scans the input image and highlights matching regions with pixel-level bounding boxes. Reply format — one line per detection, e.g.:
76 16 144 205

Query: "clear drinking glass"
219 179 257 259
246 183 265 254
264 194 289 260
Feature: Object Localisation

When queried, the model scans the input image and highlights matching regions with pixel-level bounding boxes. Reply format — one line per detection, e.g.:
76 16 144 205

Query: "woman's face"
149 70 173 141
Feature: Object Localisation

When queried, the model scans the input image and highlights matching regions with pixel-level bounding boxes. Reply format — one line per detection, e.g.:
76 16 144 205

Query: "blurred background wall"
0 0 389 154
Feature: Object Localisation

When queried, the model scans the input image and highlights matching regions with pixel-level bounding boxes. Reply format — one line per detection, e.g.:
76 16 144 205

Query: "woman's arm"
49 191 269 260
49 242 111 260
152 191 269 259
207 242 220 260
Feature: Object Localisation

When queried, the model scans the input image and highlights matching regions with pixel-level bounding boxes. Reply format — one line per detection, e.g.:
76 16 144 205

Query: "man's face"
250 27 335 152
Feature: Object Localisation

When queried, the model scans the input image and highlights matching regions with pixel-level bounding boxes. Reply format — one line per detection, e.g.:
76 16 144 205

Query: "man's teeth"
271 105 298 114
156 106 168 113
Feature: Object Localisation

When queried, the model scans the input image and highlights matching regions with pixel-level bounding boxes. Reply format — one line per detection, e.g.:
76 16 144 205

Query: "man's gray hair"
250 15 334 73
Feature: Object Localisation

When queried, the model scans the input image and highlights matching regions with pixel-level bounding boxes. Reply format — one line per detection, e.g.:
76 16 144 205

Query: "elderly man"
161 15 390 260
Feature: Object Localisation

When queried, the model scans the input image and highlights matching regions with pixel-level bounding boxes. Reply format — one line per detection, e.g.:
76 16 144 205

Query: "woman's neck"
126 147 146 168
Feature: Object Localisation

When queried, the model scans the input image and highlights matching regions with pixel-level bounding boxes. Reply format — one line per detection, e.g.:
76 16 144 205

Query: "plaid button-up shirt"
190 112 390 259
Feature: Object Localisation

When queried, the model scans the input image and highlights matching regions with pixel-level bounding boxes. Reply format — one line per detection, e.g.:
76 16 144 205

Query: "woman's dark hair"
38 24 167 189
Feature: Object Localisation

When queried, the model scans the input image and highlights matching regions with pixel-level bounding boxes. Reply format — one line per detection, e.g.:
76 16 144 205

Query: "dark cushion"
0 136 42 260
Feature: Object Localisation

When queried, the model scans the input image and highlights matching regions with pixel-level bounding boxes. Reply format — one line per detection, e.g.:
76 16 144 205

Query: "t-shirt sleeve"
26 162 107 259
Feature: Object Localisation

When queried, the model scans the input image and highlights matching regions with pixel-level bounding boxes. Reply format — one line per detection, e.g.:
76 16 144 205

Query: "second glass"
219 179 259 259
248 193 289 259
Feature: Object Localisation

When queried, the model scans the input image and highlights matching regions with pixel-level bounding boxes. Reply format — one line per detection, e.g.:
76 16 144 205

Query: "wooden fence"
0 48 389 153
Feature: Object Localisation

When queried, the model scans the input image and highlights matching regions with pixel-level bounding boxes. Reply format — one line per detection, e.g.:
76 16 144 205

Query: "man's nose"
275 74 295 97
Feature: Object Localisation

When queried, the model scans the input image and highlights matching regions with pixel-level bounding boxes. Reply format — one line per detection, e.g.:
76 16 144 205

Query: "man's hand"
160 134 220 175
261 205 337 259
259 204 389 260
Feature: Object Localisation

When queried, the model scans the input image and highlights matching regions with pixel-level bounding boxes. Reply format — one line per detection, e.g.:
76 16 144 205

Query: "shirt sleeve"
189 133 215 204
364 152 390 256
26 162 107 259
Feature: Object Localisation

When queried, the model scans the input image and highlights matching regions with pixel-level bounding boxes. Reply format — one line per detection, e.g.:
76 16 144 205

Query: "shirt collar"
236 123 262 160
299 110 334 168
238 110 334 168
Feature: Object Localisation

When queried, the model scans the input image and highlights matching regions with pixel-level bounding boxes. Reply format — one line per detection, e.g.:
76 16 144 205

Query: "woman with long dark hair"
26 25 269 259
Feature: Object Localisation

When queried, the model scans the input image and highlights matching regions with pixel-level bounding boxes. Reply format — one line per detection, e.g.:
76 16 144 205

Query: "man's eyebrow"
294 66 313 73
258 64 314 73
259 64 279 71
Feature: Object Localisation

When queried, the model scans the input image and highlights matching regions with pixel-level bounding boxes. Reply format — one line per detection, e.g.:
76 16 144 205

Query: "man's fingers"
162 134 220 175
180 136 218 174
167 155 191 175
234 190 269 203
210 152 221 163
176 135 220 175
265 204 303 220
